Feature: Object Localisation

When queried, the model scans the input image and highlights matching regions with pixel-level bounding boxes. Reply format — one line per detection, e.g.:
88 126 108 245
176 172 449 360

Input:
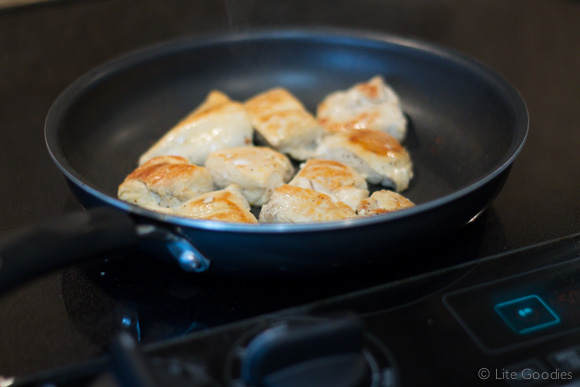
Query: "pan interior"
52 32 523 220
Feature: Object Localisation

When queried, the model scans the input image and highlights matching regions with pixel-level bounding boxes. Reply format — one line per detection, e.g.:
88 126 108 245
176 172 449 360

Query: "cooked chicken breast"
205 146 294 207
139 90 253 166
118 156 214 213
315 128 413 192
174 185 258 223
317 75 407 141
259 184 356 223
244 88 324 161
357 190 415 216
288 159 368 211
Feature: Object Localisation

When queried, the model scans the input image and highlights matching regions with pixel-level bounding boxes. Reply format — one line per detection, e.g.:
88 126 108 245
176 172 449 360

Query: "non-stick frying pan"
0 29 528 292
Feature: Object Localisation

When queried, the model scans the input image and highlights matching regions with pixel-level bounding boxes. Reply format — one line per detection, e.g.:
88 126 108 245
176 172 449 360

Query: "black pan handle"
0 208 139 295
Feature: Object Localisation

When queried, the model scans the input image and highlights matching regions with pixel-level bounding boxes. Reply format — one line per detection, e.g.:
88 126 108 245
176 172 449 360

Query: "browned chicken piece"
259 184 356 223
139 90 253 166
288 159 368 210
316 75 407 141
357 190 415 216
174 185 258 223
244 88 324 160
118 155 213 212
205 146 294 207
315 128 413 192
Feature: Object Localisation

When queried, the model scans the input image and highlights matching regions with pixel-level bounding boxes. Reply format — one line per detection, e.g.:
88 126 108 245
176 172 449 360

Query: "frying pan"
0 29 528 292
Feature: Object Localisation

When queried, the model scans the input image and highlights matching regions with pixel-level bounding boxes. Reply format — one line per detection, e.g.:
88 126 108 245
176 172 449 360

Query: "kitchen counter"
0 0 579 380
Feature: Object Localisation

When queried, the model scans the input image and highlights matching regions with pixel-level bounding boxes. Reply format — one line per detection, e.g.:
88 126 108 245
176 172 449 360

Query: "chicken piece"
259 184 356 223
174 185 258 223
357 190 415 216
205 146 294 207
139 90 253 166
317 75 407 141
244 88 324 161
288 159 368 211
118 155 213 212
315 129 413 192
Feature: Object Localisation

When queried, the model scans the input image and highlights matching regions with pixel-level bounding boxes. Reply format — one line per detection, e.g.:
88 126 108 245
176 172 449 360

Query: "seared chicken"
317 75 407 141
244 88 324 160
139 90 253 166
205 146 294 207
289 159 368 210
118 156 214 212
122 79 417 225
357 190 415 216
259 184 356 223
315 129 413 192
174 185 258 223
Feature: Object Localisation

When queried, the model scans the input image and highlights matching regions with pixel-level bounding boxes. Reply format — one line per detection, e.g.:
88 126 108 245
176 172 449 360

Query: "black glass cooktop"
14 231 580 386
1 0 579 383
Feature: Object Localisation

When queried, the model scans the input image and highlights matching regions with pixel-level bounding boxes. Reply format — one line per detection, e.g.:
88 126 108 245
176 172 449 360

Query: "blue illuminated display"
495 295 560 334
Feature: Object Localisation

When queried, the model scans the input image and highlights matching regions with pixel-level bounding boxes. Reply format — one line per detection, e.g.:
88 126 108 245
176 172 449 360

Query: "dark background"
0 0 579 380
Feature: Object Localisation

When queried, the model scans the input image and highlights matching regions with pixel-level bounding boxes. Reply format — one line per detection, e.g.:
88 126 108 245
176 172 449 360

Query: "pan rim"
44 27 529 234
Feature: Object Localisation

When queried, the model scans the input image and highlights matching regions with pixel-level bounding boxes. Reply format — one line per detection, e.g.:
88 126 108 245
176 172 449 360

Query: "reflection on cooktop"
60 209 499 349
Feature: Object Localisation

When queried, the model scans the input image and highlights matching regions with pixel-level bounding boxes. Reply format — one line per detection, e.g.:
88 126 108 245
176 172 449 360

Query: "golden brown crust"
244 88 323 160
121 79 414 224
292 159 365 191
125 156 196 186
357 81 382 99
177 96 245 128
118 156 214 209
345 128 404 156
175 185 258 224
357 190 415 216
318 111 380 133
244 88 305 116
244 88 319 134
316 76 407 141
288 159 369 210
315 128 413 191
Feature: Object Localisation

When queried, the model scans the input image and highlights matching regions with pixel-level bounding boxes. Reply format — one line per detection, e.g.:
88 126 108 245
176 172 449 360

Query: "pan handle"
0 208 140 295
0 208 211 295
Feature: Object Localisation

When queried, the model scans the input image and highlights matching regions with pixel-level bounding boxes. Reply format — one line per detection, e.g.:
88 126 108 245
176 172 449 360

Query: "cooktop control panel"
444 257 580 353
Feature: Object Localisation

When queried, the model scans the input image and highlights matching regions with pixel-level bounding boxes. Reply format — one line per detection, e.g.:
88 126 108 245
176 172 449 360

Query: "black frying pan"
0 29 528 292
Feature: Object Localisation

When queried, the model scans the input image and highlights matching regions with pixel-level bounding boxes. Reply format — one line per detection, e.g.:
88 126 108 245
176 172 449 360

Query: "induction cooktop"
11 232 580 386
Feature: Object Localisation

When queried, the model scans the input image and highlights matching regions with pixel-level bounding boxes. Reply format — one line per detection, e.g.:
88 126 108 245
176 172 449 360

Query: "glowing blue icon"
495 295 560 334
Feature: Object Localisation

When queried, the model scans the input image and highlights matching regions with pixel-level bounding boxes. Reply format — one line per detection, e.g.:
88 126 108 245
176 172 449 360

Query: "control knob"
239 318 375 387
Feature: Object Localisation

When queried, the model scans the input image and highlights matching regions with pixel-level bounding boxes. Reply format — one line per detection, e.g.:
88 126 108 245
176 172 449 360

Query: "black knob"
241 318 371 387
